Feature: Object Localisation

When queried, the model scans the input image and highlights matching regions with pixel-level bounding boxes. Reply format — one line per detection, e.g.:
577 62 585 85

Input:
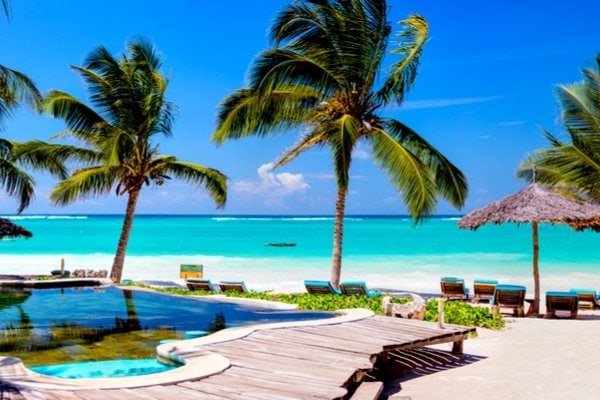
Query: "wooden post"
60 258 65 276
438 298 445 329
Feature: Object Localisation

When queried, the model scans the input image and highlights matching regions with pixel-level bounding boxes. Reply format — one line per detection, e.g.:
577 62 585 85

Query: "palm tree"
518 53 600 201
212 0 467 288
43 38 227 283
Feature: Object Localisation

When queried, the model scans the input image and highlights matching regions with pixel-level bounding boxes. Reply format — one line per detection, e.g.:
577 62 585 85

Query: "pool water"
0 286 333 370
29 358 176 379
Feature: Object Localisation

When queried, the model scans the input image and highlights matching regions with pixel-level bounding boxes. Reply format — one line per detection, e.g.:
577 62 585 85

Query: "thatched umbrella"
0 217 32 239
459 183 600 315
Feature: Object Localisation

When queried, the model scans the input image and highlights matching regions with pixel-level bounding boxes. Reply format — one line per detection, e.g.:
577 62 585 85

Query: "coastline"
2 214 599 297
4 254 600 299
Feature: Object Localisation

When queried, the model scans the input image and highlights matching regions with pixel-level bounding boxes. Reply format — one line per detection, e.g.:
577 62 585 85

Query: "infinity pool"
0 285 333 370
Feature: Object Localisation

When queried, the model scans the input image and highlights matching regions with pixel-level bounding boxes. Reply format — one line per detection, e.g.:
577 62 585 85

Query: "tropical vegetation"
39 38 228 283
518 53 600 201
212 0 467 288
147 283 504 330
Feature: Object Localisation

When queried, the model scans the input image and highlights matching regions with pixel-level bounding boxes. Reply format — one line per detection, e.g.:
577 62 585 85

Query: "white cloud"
233 162 310 196
353 143 371 160
402 96 502 110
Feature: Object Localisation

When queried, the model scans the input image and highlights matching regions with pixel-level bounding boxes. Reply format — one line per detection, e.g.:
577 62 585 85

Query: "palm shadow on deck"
373 347 487 399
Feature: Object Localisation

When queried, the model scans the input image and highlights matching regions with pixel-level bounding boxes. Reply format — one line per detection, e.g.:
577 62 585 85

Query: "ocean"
1 214 599 295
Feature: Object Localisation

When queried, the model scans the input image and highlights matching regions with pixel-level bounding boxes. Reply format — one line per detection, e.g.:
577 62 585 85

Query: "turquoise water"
0 286 333 372
30 358 175 379
1 214 599 294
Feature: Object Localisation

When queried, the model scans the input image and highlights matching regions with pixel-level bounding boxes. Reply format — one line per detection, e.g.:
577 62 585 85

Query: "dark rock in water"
264 242 297 247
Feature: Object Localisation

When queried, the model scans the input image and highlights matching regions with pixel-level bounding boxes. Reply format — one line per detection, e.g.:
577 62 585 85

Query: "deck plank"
136 385 218 400
3 314 475 400
220 365 348 399
225 335 374 369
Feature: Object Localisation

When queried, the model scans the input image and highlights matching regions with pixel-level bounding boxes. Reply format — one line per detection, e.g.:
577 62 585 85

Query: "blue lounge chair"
569 288 600 309
218 281 248 293
472 278 498 304
440 276 469 301
186 278 218 292
304 280 342 295
339 280 381 297
491 284 527 317
545 291 578 319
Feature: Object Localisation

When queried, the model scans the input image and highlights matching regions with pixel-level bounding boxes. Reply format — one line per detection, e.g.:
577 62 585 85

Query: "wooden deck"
0 312 475 400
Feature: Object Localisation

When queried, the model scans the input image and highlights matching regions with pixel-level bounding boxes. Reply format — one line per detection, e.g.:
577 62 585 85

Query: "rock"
382 294 426 320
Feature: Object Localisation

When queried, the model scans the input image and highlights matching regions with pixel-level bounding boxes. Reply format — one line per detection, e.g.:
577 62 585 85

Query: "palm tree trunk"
330 187 347 289
110 189 140 283
532 221 540 315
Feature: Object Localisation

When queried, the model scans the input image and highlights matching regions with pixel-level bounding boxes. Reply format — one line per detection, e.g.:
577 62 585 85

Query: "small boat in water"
264 242 297 247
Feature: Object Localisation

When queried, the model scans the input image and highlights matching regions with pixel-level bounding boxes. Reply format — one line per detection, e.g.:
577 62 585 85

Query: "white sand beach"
385 312 600 400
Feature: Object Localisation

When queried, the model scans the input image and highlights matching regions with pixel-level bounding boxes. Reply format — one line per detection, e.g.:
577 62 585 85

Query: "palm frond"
367 127 436 220
213 85 318 143
164 160 227 208
274 130 327 168
377 13 428 105
43 90 104 141
328 114 361 190
0 157 35 213
50 166 117 206
557 83 600 136
382 118 468 208
0 65 42 124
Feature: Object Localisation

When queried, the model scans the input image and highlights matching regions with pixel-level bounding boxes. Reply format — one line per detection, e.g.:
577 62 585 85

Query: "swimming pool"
0 285 333 371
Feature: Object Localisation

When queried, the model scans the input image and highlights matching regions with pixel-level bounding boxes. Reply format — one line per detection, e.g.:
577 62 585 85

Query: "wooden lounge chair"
304 280 342 295
339 280 381 297
440 277 469 301
186 278 218 292
491 284 526 317
569 288 600 309
218 281 248 293
545 291 578 319
472 278 498 304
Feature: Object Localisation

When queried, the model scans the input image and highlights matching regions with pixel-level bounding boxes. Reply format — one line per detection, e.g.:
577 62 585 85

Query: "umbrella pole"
532 221 540 315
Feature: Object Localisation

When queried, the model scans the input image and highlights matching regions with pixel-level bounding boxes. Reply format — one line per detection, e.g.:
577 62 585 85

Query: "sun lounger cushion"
545 291 578 318
491 284 527 317
474 278 498 285
569 288 600 309
472 278 498 303
304 280 342 295
186 278 218 292
218 281 248 293
440 277 469 300
340 280 381 297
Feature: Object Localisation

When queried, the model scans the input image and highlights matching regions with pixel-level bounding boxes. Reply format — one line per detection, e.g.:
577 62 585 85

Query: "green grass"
147 284 504 331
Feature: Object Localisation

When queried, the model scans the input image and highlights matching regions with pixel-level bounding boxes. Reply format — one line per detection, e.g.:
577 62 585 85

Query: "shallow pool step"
184 330 208 339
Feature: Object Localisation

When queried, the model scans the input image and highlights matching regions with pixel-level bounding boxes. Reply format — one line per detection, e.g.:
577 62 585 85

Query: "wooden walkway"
0 312 475 400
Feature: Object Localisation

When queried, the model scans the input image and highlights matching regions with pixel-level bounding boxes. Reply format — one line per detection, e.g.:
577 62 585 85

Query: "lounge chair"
569 288 600 309
472 278 498 304
304 280 342 295
339 280 381 297
186 278 218 292
545 291 578 319
491 284 526 317
218 281 248 293
440 276 469 301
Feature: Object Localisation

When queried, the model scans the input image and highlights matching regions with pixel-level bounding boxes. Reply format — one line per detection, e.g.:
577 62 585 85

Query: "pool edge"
0 308 373 390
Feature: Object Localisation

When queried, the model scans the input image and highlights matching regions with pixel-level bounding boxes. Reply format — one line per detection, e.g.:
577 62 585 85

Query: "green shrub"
151 285 504 330
425 299 504 330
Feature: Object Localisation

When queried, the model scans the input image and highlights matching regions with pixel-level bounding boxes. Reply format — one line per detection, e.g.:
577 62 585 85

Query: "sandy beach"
383 311 600 400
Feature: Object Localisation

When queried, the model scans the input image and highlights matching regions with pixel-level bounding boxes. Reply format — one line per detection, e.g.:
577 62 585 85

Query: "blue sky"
0 0 598 216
